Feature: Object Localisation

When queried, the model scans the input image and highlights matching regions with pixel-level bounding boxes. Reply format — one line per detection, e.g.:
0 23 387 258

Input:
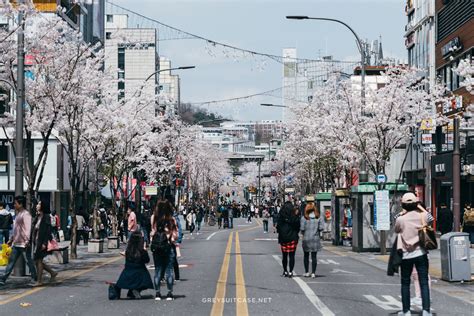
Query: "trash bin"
440 232 471 282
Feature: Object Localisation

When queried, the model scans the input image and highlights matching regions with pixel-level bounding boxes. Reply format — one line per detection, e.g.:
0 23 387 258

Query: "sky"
114 0 407 121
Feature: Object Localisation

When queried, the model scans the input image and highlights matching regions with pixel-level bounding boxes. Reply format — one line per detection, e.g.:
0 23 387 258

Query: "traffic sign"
376 174 387 184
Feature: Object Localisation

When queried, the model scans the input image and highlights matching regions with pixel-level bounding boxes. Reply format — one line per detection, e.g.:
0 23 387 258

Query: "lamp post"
260 103 288 108
286 16 368 183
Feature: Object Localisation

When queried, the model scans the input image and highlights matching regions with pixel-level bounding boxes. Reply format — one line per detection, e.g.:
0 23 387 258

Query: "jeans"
303 251 317 274
263 220 268 232
196 221 201 232
153 248 175 294
229 217 233 229
400 254 430 313
0 229 9 244
0 246 37 282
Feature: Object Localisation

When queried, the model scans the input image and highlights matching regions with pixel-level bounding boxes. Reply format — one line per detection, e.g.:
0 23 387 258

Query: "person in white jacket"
186 210 196 235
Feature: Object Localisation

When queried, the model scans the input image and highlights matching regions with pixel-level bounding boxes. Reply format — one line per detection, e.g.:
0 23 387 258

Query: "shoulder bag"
418 211 437 250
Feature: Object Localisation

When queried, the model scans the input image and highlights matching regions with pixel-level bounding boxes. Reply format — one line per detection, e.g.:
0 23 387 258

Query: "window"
0 143 8 174
106 32 111 40
106 15 113 23
117 47 125 71
446 65 451 91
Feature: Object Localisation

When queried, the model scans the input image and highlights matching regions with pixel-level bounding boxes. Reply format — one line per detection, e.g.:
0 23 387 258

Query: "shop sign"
420 119 436 132
144 186 158 196
435 163 446 173
421 134 432 145
422 144 436 152
443 96 463 114
374 190 390 231
441 37 462 57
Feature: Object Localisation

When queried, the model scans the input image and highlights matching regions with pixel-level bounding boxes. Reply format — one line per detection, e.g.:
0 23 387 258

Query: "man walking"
438 203 453 235
0 201 13 244
0 196 37 286
228 204 234 229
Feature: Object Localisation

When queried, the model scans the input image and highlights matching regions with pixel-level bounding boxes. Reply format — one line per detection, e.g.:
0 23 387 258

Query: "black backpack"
151 225 171 255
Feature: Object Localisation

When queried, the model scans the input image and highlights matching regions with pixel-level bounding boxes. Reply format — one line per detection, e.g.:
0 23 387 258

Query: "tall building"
431 0 474 220
403 0 437 208
104 14 158 102
159 57 180 116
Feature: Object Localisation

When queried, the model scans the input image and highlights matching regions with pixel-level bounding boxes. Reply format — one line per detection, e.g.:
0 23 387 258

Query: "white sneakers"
311 273 316 278
303 272 310 277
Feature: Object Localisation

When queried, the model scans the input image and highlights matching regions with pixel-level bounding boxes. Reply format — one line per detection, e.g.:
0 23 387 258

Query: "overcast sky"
114 0 406 121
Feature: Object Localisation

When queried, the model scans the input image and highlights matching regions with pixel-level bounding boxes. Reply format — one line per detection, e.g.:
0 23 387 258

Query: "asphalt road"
1 217 472 316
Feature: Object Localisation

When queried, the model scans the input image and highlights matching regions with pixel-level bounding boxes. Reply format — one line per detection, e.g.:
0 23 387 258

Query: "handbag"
47 239 60 252
418 211 437 250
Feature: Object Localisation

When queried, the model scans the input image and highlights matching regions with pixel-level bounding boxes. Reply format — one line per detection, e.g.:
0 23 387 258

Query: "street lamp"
143 66 196 83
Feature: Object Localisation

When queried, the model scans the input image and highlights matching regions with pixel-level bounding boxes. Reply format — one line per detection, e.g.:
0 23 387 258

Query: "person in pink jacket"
395 193 433 316
0 196 37 286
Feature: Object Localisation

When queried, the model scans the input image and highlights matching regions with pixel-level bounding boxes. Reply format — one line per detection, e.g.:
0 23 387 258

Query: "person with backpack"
113 231 153 299
300 203 323 278
462 204 474 244
0 202 13 245
150 200 178 301
395 193 433 316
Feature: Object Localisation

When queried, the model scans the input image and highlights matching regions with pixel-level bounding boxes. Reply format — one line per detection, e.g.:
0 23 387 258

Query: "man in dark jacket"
0 202 13 244
438 203 453 235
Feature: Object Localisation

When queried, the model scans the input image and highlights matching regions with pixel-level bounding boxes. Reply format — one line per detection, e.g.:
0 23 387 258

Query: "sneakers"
397 312 411 316
166 292 174 301
155 292 162 301
303 272 310 277
288 272 294 278
421 311 432 316
311 273 316 278
282 271 289 277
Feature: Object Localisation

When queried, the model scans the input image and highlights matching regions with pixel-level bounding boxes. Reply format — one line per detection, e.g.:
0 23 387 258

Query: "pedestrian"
196 208 203 234
32 201 58 286
462 204 474 244
277 201 300 278
99 206 108 239
395 192 433 316
141 209 152 247
272 204 279 233
113 231 153 299
150 200 178 301
437 203 453 235
186 210 196 235
0 201 13 244
300 203 323 278
228 204 234 229
76 212 87 245
0 196 37 286
127 207 137 239
172 207 183 281
217 205 223 229
50 209 60 241
262 207 270 233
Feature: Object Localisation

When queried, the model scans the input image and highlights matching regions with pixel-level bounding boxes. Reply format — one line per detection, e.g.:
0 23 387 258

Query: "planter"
107 236 120 249
88 239 104 253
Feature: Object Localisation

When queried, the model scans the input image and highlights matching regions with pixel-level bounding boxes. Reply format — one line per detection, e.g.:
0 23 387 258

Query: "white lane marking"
319 259 340 265
330 269 359 275
327 259 340 265
272 255 335 316
254 238 278 241
364 295 402 311
206 231 226 240
306 282 399 286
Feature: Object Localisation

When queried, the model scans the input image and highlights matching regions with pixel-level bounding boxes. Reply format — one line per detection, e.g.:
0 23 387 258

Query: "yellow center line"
235 231 249 316
0 256 122 306
210 232 233 316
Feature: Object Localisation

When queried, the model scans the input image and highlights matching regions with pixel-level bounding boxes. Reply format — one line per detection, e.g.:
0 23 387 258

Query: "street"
0 217 472 316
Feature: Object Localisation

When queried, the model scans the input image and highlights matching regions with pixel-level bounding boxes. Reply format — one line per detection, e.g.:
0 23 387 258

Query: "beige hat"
401 192 418 204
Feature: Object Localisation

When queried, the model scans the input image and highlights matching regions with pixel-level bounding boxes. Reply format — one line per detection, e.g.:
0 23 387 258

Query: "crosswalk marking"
364 295 402 310
319 259 340 265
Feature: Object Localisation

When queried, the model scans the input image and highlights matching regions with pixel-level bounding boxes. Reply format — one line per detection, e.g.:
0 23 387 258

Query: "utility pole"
14 0 26 277
257 159 261 208
453 117 461 232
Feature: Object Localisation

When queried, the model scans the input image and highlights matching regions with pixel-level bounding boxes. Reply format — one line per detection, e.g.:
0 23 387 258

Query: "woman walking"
151 200 178 301
395 193 433 316
114 231 153 299
186 209 196 235
32 201 57 286
277 201 300 278
300 203 323 278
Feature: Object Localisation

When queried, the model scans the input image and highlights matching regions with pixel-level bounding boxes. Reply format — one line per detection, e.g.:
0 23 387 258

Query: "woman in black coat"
277 201 300 277
115 231 153 299
32 201 57 285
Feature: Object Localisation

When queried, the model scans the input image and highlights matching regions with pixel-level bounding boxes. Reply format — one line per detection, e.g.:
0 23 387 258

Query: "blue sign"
376 174 387 184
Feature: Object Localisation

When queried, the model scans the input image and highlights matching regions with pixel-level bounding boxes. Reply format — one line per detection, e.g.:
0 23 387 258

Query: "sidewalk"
0 241 123 305
324 242 474 305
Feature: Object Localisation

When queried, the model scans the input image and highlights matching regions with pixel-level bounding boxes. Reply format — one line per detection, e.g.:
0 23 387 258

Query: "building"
403 0 437 208
431 0 474 222
220 120 284 143
200 127 254 154
159 57 180 116
104 14 158 102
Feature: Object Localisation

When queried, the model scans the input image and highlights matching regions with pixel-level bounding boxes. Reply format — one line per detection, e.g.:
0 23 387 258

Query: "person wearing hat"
395 192 433 316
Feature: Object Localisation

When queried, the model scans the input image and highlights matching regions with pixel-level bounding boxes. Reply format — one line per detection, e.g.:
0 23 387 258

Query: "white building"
200 127 254 154
104 14 158 101
159 57 180 116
